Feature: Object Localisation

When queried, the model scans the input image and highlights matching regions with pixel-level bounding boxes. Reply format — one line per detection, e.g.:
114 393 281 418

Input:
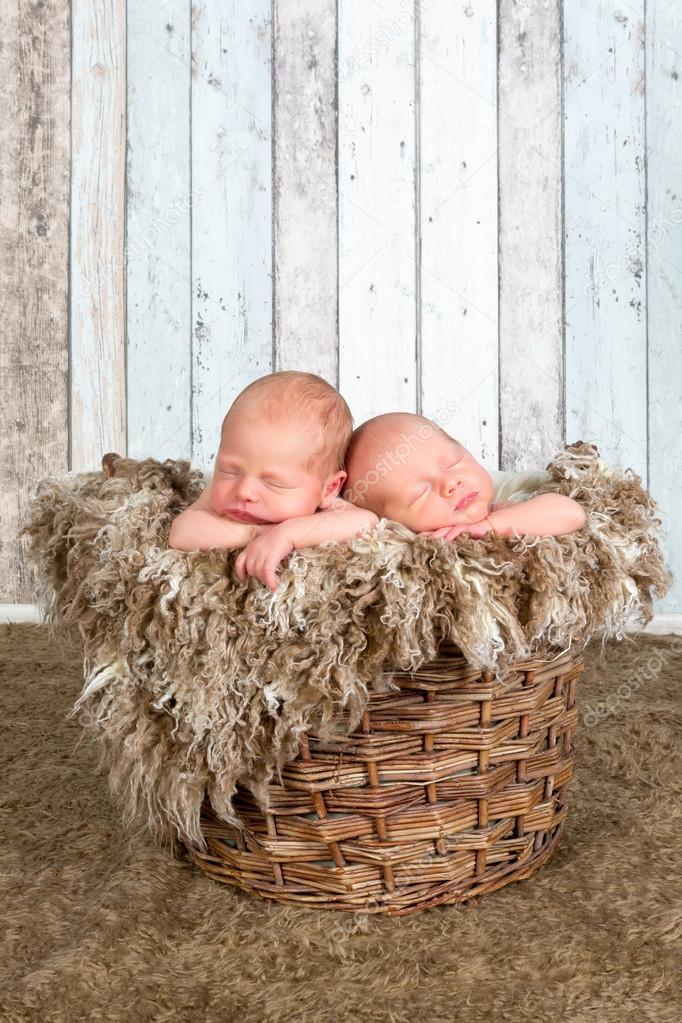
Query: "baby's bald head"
343 412 444 513
343 412 494 532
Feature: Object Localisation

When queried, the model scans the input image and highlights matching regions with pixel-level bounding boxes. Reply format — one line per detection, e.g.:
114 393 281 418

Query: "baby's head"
344 413 494 533
210 371 353 524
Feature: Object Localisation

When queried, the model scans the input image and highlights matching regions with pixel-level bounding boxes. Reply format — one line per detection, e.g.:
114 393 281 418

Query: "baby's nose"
441 475 460 497
235 476 258 500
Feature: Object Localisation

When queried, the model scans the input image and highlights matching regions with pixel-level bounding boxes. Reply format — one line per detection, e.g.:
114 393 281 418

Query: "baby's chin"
424 496 490 530
446 496 490 523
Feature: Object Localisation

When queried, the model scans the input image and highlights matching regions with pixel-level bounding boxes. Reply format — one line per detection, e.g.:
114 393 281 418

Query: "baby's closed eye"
408 483 430 505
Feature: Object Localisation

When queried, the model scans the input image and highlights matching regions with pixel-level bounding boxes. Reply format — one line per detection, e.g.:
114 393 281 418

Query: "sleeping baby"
342 412 585 539
168 371 378 589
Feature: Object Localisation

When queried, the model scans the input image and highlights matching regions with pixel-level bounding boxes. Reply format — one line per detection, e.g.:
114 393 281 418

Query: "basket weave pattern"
186 644 582 914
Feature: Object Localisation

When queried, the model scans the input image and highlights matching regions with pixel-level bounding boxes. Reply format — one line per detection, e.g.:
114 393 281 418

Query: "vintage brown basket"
185 641 582 915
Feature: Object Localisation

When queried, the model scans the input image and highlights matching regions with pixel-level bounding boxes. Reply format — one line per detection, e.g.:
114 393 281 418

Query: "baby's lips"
455 490 479 511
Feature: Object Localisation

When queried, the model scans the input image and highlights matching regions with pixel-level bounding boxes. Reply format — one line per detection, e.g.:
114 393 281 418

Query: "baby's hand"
234 525 294 592
421 518 495 541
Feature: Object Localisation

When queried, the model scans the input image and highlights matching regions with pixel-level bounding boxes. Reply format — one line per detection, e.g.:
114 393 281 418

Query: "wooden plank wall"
1 0 680 612
420 1 498 466
274 0 338 381
647 0 682 617
564 0 647 480
127 0 192 461
70 0 127 469
0 0 70 601
499 0 564 471
338 0 418 423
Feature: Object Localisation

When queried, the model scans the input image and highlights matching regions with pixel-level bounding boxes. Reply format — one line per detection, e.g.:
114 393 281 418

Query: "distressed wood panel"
419 0 498 468
647 0 682 612
191 2 273 472
0 0 70 603
498 0 564 472
70 0 126 470
273 0 338 384
564 0 647 479
337 0 417 423
126 1 192 461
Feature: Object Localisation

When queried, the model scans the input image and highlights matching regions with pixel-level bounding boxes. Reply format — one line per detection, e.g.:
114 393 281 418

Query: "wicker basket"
185 642 582 915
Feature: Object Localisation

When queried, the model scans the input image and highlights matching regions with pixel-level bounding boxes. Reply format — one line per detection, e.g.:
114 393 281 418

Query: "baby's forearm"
280 506 379 550
487 494 586 537
168 508 268 551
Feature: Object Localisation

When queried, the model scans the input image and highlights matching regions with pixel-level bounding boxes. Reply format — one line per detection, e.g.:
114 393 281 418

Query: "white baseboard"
0 604 43 623
636 613 682 635
1 604 682 634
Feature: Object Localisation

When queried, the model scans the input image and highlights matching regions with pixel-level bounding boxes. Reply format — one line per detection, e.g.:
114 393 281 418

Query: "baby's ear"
331 469 347 492
320 470 347 507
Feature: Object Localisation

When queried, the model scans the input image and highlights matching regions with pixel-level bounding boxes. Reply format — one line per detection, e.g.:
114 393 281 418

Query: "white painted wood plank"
498 0 563 472
419 0 498 468
126 2 192 461
646 0 682 613
191 2 273 472
337 0 417 423
564 0 647 480
70 0 126 470
273 0 338 384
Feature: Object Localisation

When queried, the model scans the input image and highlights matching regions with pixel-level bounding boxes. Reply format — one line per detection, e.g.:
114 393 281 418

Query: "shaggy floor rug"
2 624 681 1023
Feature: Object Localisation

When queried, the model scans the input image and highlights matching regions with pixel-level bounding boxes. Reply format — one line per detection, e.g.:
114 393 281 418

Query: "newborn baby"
343 412 585 539
169 371 378 588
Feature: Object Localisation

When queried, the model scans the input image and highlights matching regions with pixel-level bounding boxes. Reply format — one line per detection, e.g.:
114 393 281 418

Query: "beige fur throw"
21 442 671 854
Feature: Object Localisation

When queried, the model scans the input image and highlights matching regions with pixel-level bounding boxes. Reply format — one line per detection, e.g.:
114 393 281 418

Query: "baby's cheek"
462 497 488 520
277 489 319 518
402 504 434 532
209 483 225 512
214 481 245 515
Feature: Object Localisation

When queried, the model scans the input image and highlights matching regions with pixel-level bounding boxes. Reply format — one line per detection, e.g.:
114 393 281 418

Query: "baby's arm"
168 483 270 551
235 499 379 591
487 493 585 537
277 500 379 549
423 494 585 541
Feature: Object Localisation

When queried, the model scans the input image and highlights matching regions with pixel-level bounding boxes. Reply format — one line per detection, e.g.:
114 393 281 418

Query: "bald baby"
343 413 495 534
343 412 586 540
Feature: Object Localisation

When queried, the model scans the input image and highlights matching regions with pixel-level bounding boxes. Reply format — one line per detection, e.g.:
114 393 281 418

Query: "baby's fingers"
261 557 282 592
235 549 247 580
237 547 260 582
253 565 276 591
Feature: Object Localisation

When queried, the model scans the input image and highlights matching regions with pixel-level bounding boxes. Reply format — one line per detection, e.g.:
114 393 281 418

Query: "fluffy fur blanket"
21 442 671 854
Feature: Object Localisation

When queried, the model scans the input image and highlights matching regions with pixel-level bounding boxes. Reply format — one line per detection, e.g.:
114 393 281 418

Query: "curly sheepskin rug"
21 441 671 855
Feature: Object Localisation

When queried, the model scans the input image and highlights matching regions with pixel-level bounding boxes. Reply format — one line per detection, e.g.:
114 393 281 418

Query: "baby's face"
372 430 495 533
210 412 340 524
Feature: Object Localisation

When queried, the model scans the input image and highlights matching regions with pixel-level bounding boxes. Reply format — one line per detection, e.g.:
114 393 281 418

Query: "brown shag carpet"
2 624 681 1023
